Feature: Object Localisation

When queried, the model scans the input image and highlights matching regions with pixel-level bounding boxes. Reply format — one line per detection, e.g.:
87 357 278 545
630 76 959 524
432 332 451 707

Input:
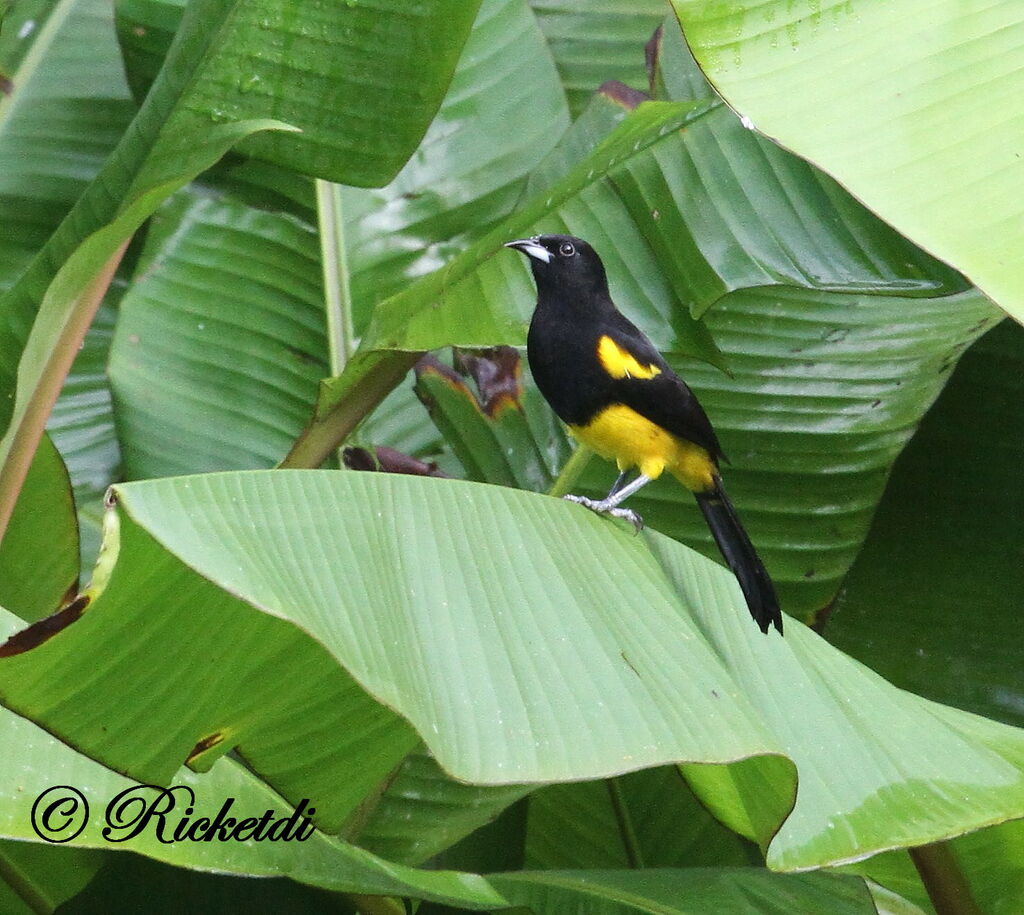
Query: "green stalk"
315 179 355 374
606 778 645 869
547 443 592 497
909 842 982 915
0 243 126 543
308 178 368 467
0 853 53 915
280 351 420 469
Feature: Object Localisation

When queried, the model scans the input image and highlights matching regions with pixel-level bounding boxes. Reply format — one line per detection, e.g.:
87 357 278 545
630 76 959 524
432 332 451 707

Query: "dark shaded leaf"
830 319 1024 728
0 435 78 621
490 868 875 914
358 747 531 866
525 767 755 869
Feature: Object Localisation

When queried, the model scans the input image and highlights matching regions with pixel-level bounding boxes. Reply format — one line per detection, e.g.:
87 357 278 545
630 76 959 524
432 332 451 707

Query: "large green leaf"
109 192 327 479
1 472 1024 872
0 0 135 285
671 0 1024 322
646 530 1024 870
114 0 483 188
0 473 785 790
830 319 1024 728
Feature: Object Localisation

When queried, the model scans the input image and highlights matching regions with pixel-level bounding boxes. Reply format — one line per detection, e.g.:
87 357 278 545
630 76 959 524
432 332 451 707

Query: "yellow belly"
569 404 716 492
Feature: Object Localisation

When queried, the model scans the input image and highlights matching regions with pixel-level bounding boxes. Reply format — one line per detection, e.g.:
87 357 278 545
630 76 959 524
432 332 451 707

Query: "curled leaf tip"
453 346 523 417
645 25 664 87
0 594 89 658
343 446 448 478
598 80 650 111
186 731 225 766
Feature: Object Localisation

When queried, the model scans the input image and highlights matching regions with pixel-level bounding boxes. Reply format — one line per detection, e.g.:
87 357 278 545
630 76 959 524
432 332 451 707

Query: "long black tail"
695 481 783 634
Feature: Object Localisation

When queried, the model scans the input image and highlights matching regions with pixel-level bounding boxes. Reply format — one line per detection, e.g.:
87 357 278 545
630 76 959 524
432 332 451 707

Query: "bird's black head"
504 234 610 303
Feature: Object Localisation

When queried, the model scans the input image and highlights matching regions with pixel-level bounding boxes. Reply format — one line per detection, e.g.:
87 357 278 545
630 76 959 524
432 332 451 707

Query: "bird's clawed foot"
562 494 644 532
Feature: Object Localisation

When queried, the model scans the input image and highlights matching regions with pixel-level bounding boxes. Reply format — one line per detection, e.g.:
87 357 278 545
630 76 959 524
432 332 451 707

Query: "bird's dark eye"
559 241 576 257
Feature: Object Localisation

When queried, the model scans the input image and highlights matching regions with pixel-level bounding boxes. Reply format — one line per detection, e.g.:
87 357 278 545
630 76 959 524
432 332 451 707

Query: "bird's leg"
594 473 652 509
607 470 629 498
563 474 652 531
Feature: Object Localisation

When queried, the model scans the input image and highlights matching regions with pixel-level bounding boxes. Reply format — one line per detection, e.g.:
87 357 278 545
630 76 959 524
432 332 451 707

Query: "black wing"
600 312 725 462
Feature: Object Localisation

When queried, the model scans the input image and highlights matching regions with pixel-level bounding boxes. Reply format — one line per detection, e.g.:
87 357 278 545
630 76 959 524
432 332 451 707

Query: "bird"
505 234 783 634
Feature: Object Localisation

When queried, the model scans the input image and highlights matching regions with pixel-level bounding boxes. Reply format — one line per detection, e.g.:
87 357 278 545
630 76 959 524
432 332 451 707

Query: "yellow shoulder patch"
596 335 662 381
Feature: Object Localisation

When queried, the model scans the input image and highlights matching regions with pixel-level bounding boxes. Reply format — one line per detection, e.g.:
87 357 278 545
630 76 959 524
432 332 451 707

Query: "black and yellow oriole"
506 234 783 635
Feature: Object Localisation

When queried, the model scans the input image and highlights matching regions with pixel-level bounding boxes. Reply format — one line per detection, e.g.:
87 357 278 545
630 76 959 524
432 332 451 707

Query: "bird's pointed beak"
504 237 551 264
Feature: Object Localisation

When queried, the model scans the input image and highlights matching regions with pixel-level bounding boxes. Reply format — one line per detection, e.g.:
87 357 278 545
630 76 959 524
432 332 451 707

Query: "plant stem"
316 179 355 374
606 778 645 869
909 841 981 915
280 351 420 469
547 443 592 497
0 242 127 543
0 852 53 915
